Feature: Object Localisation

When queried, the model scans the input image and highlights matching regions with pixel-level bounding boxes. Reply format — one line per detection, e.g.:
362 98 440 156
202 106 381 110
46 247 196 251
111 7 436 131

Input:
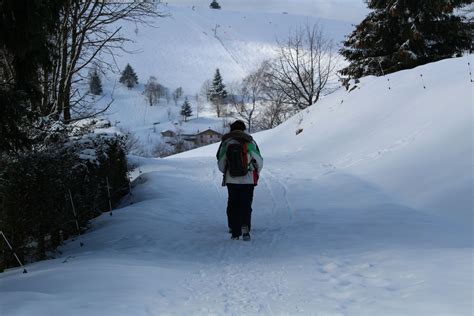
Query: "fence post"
468 62 473 83
106 177 113 216
0 231 27 273
68 189 84 247
378 60 391 90
128 176 133 205
419 74 426 89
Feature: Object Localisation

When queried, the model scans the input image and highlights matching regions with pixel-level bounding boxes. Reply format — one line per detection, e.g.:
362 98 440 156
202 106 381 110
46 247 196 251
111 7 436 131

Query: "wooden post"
68 189 84 247
106 177 113 216
0 231 28 273
468 62 473 83
420 74 426 89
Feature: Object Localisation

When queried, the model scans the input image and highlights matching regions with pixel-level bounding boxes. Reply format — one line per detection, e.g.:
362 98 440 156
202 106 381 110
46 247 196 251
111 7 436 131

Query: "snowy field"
1 54 472 315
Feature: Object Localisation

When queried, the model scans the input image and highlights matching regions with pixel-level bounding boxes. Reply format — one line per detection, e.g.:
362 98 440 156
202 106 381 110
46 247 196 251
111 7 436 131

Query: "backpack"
226 140 249 177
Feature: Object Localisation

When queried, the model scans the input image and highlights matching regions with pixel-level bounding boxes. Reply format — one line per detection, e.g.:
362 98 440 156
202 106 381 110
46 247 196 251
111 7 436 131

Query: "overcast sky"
165 0 368 23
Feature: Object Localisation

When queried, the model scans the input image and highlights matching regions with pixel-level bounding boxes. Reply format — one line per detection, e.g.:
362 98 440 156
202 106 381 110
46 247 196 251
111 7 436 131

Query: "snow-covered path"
1 155 471 315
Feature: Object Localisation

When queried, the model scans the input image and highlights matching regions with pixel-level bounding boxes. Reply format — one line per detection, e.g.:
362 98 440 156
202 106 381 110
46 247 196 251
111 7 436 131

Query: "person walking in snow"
216 120 263 240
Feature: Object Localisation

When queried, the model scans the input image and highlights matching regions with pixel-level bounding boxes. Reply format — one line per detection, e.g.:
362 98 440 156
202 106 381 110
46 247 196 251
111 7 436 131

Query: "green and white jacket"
216 131 264 185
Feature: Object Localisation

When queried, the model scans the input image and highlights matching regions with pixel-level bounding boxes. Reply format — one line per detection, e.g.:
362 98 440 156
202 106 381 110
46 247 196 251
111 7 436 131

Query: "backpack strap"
242 140 248 169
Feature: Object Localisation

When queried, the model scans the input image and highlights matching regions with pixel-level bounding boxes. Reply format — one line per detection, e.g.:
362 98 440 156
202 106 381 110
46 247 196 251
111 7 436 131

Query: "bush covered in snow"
0 121 129 271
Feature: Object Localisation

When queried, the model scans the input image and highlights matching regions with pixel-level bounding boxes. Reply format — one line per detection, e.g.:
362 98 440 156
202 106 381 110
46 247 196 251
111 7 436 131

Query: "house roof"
161 128 222 139
196 128 222 136
160 129 176 135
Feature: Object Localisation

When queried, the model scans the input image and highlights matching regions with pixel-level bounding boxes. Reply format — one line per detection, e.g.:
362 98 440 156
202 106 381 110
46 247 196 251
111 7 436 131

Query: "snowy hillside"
179 54 474 223
112 4 353 93
1 56 472 315
167 0 368 23
96 3 354 156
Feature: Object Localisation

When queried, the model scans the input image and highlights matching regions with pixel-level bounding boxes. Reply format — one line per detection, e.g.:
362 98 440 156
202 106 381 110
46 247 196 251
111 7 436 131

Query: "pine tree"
210 0 221 9
339 0 472 80
0 0 64 151
89 69 103 95
119 63 138 89
209 69 228 117
209 68 227 101
180 98 193 122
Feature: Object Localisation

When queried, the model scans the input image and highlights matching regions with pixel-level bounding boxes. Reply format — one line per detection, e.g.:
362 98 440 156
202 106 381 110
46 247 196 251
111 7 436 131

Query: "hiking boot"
242 226 251 241
231 235 240 240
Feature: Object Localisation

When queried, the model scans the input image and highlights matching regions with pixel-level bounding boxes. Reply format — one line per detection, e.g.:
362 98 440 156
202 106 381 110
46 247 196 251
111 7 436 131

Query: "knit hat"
230 120 246 131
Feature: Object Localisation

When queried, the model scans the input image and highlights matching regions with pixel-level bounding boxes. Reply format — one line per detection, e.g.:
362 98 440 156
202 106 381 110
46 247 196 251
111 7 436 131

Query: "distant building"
161 128 222 146
196 128 222 145
182 133 197 142
161 130 176 138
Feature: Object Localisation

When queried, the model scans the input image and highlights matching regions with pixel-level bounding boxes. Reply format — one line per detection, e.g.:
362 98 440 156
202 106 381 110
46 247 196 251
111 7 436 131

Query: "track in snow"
0 157 471 315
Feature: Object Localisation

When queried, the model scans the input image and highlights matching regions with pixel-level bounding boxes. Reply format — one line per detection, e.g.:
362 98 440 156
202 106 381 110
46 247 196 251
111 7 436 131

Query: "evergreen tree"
119 63 139 89
0 0 64 151
209 68 227 102
209 69 228 117
89 69 103 95
210 0 221 9
180 98 193 122
340 0 472 80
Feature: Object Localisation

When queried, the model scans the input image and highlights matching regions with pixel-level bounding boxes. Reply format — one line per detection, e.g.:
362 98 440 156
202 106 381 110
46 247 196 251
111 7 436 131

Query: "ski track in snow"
133 160 391 314
180 163 292 314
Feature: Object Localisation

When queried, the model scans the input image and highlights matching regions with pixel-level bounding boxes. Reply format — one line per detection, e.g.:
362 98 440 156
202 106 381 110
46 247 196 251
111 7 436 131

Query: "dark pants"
226 184 254 237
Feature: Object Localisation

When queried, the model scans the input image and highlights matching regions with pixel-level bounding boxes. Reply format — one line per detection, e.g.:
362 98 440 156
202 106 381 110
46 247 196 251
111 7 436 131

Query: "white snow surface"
1 55 473 315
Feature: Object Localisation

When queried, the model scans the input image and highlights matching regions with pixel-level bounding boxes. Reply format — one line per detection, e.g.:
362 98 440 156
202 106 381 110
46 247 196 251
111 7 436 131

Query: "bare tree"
195 93 203 118
199 79 212 102
175 87 184 99
152 142 173 158
210 97 226 118
165 88 171 104
265 24 339 110
240 65 267 132
41 1 165 122
258 90 295 130
228 62 294 132
172 87 184 105
144 76 161 106
118 126 141 154
257 60 297 129
227 65 266 133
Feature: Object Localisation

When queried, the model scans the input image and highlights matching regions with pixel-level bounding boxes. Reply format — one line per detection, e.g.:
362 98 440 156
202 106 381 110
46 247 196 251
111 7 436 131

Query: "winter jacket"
216 131 263 185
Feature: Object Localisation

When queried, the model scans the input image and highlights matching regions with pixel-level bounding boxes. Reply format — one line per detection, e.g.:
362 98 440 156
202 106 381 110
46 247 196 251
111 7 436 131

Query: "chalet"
182 133 197 142
161 128 222 146
196 128 222 145
160 130 176 138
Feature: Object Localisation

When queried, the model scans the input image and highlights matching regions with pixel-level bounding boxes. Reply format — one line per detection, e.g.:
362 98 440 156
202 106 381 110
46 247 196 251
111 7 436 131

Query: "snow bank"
179 55 474 223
